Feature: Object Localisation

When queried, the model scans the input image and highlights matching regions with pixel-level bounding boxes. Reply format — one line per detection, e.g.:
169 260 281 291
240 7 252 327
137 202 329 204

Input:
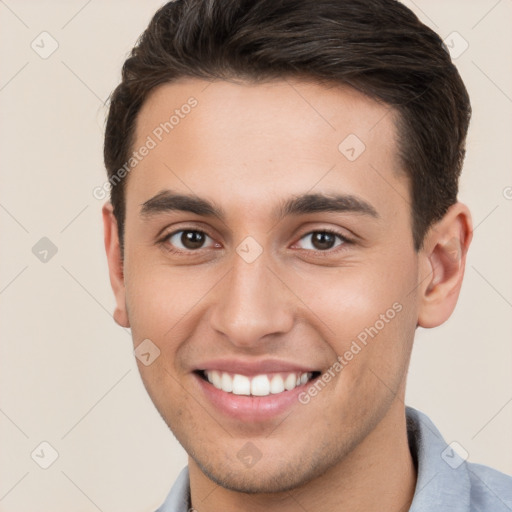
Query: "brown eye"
166 230 215 251
312 232 336 250
181 230 205 249
296 230 347 251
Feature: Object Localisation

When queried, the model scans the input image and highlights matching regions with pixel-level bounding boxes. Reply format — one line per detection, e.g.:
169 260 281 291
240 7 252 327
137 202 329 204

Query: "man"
102 0 512 510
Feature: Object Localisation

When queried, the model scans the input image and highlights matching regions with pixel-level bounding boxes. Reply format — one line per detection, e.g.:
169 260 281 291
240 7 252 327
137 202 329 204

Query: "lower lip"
194 373 315 422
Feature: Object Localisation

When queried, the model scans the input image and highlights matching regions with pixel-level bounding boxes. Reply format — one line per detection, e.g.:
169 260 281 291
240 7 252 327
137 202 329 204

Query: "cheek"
124 262 210 340
290 253 418 369
124 264 199 414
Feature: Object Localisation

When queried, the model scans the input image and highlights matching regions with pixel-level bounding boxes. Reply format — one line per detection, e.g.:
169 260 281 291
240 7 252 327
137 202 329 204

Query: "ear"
417 202 473 329
102 202 130 328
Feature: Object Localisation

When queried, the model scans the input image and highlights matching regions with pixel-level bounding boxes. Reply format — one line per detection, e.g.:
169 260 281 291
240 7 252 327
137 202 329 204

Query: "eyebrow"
140 189 379 221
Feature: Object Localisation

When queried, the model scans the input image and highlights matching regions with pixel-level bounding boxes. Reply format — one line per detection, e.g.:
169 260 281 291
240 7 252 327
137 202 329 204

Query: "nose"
209 250 294 348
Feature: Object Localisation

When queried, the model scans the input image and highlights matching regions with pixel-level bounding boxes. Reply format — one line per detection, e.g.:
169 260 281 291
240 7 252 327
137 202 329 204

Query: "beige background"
0 1 511 511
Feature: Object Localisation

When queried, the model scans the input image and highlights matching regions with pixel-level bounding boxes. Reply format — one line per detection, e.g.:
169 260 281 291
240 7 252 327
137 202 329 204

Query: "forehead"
127 77 407 222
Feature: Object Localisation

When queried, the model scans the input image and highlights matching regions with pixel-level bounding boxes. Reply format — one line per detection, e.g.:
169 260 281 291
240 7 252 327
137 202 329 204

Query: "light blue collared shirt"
156 407 512 511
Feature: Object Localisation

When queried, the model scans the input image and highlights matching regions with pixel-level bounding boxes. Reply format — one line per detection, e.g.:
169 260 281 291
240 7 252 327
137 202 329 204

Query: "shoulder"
406 406 512 512
466 461 512 512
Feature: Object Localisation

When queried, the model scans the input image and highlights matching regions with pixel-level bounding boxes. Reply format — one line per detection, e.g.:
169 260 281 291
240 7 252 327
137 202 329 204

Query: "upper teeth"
204 370 313 396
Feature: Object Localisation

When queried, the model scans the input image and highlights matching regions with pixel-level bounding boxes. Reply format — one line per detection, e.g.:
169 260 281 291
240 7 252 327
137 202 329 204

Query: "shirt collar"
406 406 471 511
155 464 191 512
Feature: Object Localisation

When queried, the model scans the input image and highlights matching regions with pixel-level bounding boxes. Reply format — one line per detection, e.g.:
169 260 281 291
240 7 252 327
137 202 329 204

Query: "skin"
103 77 472 512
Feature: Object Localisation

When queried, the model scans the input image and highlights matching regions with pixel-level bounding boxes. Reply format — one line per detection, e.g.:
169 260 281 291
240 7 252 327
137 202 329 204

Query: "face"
113 78 423 492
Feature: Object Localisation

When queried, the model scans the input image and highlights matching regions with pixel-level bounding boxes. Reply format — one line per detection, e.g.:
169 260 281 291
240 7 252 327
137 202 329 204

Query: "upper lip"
195 358 320 376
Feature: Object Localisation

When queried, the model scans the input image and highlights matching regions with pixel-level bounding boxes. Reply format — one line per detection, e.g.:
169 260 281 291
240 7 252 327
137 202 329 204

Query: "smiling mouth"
195 370 321 397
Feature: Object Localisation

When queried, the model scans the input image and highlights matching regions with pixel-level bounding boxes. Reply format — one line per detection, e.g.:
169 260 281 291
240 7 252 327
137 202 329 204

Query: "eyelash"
158 227 353 256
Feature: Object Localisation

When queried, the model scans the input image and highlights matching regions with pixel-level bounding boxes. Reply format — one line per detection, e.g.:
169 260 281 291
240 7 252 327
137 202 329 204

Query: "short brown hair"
104 0 471 252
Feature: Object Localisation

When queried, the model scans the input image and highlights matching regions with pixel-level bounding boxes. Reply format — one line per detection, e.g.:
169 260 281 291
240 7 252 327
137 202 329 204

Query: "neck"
189 401 416 512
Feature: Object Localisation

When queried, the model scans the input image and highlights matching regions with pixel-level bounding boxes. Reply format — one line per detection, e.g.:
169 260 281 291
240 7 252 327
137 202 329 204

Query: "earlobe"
102 202 130 328
417 203 473 329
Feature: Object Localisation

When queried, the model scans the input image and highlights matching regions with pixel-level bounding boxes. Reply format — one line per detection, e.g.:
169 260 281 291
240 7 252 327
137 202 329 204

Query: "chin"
199 463 306 494
191 449 337 495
